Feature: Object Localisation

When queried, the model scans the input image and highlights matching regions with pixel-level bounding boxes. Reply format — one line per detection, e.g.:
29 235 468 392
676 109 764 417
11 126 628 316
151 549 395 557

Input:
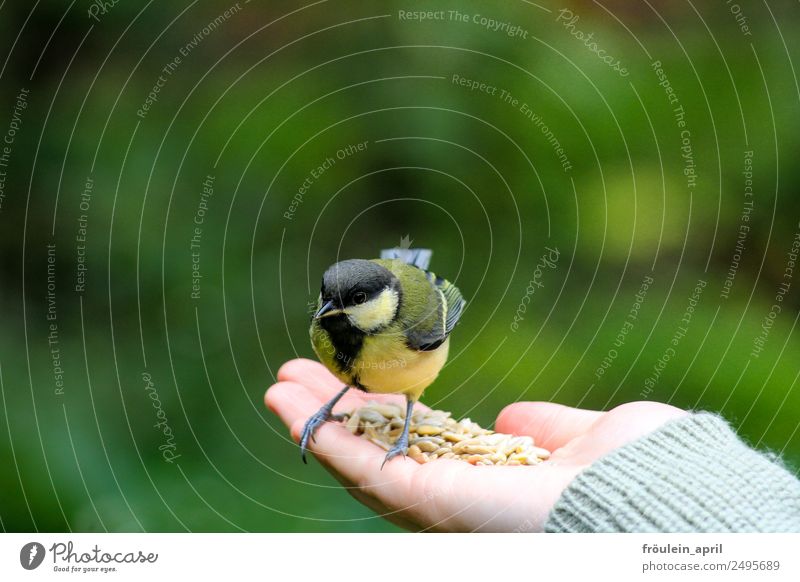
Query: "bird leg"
381 397 415 469
300 385 350 464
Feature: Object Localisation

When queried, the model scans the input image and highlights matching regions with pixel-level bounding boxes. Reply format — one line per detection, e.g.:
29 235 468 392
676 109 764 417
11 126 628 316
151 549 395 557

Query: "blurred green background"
1 0 799 532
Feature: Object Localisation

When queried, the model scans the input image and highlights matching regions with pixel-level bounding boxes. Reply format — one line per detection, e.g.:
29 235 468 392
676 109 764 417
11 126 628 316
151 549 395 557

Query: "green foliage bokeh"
1 0 799 531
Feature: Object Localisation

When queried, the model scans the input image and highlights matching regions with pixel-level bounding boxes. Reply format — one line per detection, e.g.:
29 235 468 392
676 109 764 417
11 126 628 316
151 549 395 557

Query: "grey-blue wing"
404 271 466 351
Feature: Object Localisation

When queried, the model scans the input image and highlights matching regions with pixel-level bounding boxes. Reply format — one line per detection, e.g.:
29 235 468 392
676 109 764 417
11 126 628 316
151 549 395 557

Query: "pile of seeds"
345 402 551 466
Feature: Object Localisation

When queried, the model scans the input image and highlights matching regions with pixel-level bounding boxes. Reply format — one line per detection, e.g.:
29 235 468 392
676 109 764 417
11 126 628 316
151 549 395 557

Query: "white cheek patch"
345 288 399 332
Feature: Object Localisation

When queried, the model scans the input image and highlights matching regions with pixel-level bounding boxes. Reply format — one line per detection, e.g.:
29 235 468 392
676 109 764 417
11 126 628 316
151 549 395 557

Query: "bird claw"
381 440 409 470
300 408 341 463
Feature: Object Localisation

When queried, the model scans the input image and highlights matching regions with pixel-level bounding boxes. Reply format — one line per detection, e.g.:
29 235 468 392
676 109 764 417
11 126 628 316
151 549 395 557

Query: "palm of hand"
266 359 686 532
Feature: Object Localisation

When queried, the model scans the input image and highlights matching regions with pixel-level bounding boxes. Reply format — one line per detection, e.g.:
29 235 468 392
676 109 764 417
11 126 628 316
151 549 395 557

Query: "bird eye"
353 291 367 305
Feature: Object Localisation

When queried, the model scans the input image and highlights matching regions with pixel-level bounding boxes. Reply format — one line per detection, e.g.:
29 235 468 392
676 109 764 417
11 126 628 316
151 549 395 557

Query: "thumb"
495 402 603 451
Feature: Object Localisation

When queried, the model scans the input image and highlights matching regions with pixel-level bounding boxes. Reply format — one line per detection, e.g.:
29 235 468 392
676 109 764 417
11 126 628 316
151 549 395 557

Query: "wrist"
545 412 800 532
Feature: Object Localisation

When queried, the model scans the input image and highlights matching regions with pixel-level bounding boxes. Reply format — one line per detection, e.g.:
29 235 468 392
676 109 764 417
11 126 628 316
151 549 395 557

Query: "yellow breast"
354 336 449 401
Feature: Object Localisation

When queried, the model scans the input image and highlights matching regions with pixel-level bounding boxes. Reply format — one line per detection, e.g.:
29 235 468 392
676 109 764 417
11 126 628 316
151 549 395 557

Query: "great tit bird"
302 248 466 467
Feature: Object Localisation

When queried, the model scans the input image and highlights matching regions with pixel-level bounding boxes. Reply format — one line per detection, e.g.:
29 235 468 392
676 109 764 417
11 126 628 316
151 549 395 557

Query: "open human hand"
265 358 687 532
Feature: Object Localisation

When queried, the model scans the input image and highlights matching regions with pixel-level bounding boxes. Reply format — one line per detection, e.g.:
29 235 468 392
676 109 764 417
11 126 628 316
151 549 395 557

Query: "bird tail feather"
380 247 433 270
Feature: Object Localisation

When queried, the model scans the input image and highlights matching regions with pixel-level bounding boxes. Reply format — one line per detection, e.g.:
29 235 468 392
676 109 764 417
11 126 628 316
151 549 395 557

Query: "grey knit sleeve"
545 412 800 532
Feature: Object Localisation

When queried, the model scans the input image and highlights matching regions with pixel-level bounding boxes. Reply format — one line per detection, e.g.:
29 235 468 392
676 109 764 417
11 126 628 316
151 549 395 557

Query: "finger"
267 370 364 414
287 406 427 507
264 381 371 467
265 381 322 433
278 358 430 412
265 380 368 431
266 381 403 469
495 402 603 451
278 358 345 400
288 411 388 465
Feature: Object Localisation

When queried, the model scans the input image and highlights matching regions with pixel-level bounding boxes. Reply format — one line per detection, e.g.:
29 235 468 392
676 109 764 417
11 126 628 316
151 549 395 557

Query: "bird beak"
314 300 337 319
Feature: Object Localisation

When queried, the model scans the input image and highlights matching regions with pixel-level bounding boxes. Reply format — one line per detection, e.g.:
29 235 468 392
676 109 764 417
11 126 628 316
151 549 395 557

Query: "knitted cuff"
545 412 800 532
